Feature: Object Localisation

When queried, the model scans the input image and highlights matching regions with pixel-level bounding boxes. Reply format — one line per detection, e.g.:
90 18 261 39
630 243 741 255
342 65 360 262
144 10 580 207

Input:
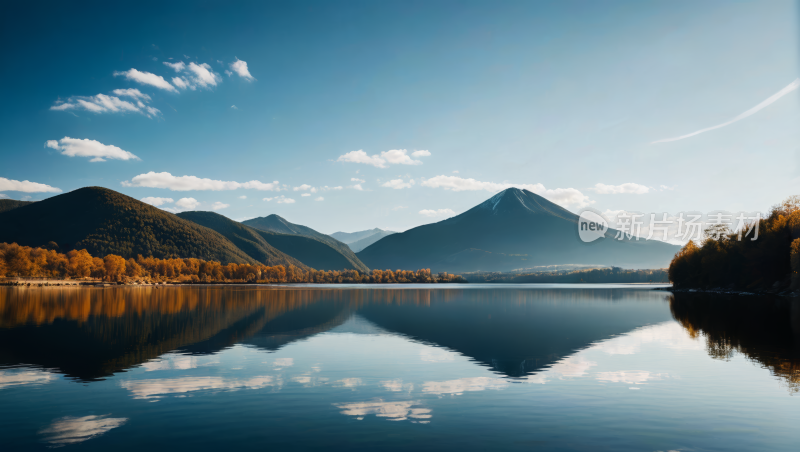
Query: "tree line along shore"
669 195 800 296
0 242 466 285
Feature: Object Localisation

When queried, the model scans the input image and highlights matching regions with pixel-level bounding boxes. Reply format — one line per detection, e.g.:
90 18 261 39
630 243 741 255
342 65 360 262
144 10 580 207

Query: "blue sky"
1 0 798 233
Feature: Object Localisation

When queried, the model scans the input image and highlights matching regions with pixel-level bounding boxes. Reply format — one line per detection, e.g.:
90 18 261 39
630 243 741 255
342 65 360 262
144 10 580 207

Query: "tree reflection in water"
670 293 800 393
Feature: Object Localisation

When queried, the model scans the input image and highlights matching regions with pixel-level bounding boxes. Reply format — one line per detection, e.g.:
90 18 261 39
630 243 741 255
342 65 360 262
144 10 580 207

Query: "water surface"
1 285 798 451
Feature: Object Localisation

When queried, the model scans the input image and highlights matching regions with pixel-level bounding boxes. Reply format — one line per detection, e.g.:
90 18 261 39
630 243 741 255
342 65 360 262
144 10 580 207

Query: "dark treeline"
669 196 799 291
465 267 668 283
0 242 466 284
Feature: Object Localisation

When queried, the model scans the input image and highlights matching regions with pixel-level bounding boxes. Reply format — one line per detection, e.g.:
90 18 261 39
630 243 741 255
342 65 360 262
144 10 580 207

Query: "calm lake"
1 285 798 451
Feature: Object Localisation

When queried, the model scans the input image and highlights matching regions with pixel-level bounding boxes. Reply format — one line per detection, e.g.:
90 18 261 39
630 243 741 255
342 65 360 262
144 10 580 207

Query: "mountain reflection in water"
3 286 800 452
1 286 799 389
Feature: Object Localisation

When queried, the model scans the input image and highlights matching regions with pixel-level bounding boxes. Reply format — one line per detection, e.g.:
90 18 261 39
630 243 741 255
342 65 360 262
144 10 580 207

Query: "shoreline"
657 286 799 298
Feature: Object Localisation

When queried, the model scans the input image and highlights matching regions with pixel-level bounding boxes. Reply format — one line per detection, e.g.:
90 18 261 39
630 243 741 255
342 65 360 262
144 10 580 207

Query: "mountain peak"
475 187 574 219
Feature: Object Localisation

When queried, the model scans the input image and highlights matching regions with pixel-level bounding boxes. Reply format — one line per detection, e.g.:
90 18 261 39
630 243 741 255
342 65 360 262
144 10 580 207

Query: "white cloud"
50 93 161 118
350 184 364 191
351 178 365 183
172 77 189 89
0 194 8 199
419 208 455 218
46 137 139 162
230 58 256 81
452 170 459 173
382 149 422 165
140 197 173 206
653 78 800 144
122 172 281 191
421 175 592 208
263 196 295 204
211 201 229 210
111 88 151 101
336 149 425 168
411 150 431 157
163 61 186 72
175 198 200 209
293 184 312 191
382 179 415 189
315 196 324 201
225 70 233 77
114 68 177 92
392 205 407 210
238 195 247 199
590 183 650 195
301 193 311 197
231 105 238 110
39 415 127 446
0 177 61 193
337 150 387 168
187 62 221 88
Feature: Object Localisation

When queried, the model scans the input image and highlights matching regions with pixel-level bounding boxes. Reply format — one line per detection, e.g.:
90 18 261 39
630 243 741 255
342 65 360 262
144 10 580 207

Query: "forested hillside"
0 187 257 264
243 214 369 272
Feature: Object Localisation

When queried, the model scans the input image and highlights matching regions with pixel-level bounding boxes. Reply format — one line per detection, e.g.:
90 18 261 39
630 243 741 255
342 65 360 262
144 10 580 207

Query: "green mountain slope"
357 188 680 272
176 211 309 268
242 214 369 272
178 211 365 270
0 187 257 264
0 199 35 213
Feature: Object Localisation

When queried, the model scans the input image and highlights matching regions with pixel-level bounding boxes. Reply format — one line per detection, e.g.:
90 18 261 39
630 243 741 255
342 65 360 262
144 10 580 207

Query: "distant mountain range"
357 187 679 271
180 211 365 271
0 186 680 272
331 228 396 252
242 215 369 272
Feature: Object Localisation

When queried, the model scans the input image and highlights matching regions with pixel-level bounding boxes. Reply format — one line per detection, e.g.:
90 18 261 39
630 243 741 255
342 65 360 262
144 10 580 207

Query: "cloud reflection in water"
39 415 127 446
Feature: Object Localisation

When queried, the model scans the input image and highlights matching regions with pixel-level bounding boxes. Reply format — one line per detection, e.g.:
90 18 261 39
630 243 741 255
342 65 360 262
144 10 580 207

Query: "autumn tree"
104 255 127 282
68 249 93 278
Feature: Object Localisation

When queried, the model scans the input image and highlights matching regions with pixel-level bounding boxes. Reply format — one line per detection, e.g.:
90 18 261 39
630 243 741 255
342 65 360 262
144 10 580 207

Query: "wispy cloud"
263 196 295 204
337 149 428 168
419 208 455 218
211 201 229 210
652 79 800 144
46 137 139 162
50 92 160 118
0 177 61 193
122 172 280 191
382 178 415 189
175 198 199 209
589 183 649 195
114 68 177 92
140 197 173 206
